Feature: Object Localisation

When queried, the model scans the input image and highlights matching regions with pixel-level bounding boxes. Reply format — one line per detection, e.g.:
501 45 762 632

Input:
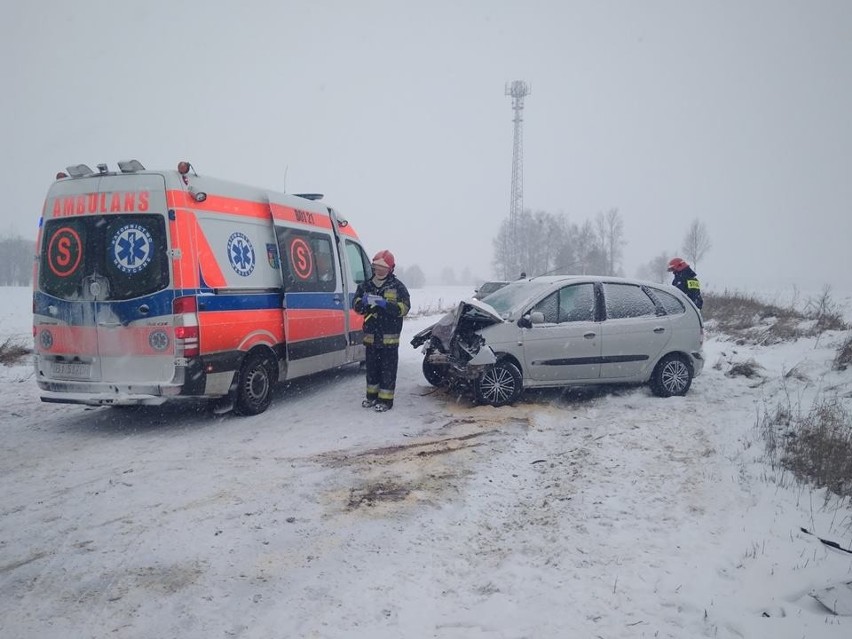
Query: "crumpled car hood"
410 299 503 351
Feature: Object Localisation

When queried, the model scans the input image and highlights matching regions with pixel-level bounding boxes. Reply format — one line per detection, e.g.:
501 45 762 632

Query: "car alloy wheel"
474 360 522 407
651 354 693 397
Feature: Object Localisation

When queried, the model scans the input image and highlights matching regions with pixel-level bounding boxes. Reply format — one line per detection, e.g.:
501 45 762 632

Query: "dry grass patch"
760 398 852 500
0 338 31 366
703 288 848 345
834 334 852 372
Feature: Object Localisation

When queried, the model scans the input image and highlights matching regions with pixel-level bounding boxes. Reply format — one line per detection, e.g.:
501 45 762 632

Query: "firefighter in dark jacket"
353 250 411 412
667 257 704 309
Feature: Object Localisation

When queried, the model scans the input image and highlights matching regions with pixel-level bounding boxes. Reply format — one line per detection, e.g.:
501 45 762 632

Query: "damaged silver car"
411 276 705 406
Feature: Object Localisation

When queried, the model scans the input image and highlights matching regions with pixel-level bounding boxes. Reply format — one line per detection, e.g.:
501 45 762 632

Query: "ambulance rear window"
39 215 169 301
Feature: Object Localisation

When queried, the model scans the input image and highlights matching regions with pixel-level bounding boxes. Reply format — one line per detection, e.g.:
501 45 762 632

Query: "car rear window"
603 283 657 319
650 288 686 315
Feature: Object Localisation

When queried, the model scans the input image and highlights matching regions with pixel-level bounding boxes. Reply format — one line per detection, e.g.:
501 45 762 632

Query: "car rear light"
173 296 199 357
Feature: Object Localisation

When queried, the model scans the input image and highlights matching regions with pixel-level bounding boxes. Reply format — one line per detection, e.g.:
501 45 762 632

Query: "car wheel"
422 357 449 387
650 354 693 397
474 360 522 407
234 351 277 415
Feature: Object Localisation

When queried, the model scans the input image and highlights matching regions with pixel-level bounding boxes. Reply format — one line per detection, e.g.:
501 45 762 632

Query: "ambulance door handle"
333 295 342 305
139 304 150 315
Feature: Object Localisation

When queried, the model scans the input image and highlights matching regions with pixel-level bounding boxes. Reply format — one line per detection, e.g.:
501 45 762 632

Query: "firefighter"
353 250 411 412
667 257 704 309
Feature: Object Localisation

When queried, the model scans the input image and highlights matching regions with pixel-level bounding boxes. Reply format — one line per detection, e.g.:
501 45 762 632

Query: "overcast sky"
3 1 850 291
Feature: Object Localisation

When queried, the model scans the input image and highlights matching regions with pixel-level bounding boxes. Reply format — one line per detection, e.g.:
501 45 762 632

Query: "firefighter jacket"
353 274 411 347
671 266 704 309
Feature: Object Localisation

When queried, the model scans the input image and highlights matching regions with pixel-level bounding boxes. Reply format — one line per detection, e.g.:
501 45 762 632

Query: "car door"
522 282 601 382
599 282 671 380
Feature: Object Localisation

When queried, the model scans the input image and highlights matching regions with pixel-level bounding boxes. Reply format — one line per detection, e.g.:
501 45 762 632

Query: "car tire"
234 351 277 415
474 360 522 407
650 354 693 397
422 356 449 387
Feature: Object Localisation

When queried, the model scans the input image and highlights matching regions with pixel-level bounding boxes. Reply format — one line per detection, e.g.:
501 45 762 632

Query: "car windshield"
479 280 555 317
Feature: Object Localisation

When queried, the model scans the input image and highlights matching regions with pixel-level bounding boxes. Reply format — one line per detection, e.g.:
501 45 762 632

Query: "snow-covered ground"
1 284 851 639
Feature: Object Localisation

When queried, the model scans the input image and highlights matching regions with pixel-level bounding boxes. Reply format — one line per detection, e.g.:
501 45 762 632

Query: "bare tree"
0 235 34 286
681 219 711 268
636 252 671 283
595 208 625 276
492 209 572 278
574 219 607 275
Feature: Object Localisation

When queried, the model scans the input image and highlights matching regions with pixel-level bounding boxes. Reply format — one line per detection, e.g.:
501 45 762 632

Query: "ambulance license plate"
51 362 92 379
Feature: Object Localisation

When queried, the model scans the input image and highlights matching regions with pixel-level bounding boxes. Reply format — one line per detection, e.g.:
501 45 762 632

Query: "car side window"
651 288 686 315
344 239 370 283
532 292 559 323
604 283 657 319
558 283 596 322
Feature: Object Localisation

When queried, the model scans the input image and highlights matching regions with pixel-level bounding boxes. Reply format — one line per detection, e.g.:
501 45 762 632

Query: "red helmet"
667 257 688 272
371 250 395 271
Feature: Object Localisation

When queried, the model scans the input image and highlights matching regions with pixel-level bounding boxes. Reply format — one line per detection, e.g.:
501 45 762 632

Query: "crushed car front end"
410 300 504 382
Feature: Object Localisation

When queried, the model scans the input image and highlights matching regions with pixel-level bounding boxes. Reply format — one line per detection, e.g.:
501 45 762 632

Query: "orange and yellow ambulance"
33 160 371 415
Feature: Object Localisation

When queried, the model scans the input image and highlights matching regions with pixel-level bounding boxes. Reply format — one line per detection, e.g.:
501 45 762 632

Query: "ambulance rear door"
34 174 177 387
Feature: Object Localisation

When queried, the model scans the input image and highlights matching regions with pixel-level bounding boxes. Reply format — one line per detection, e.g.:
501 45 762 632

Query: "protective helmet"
667 257 688 272
371 250 395 271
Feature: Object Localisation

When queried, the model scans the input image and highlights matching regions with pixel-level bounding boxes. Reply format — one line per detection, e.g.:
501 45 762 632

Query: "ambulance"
33 160 372 415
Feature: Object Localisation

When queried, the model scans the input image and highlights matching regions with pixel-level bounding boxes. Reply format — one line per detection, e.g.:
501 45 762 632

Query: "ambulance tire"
234 351 277 416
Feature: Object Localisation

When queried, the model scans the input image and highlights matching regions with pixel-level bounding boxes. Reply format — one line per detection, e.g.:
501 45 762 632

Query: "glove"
366 294 387 308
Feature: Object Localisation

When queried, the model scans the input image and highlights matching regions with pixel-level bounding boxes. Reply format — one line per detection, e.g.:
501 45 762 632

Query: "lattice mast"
505 80 531 274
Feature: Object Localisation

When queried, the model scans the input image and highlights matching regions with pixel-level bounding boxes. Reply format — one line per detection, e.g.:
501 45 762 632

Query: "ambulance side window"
276 228 336 293
344 240 371 283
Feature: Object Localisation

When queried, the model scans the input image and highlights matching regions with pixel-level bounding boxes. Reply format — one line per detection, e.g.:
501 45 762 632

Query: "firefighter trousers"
365 345 399 406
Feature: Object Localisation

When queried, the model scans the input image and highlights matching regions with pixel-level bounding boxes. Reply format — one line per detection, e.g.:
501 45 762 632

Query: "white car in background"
411 275 705 406
472 280 509 300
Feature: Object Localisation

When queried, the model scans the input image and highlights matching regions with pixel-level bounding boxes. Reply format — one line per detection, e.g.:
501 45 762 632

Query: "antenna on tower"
505 80 531 277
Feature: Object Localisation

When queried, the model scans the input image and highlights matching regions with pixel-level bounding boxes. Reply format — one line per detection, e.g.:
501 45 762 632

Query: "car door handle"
583 332 596 339
653 327 665 333
333 295 342 305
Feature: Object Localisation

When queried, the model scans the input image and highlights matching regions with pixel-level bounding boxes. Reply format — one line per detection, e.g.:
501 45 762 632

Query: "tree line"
0 235 34 286
492 209 711 283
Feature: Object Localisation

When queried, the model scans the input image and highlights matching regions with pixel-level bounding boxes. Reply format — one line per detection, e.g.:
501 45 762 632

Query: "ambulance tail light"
173 296 200 358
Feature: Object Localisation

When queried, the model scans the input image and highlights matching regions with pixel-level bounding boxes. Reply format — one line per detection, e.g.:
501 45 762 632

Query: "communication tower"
505 80 531 253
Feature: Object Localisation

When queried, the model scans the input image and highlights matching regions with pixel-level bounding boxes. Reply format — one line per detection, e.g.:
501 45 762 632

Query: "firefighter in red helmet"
353 250 411 412
667 257 703 309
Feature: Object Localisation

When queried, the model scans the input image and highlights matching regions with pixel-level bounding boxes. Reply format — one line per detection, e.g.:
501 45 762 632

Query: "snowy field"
1 284 851 639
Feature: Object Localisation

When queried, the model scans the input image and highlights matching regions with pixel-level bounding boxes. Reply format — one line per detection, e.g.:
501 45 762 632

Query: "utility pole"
505 80 531 277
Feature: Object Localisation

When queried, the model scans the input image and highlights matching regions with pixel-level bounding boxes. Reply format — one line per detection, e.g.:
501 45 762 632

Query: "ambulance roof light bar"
118 159 145 173
66 164 95 178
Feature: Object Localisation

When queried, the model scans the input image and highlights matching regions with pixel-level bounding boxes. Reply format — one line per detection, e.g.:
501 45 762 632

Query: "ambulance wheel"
474 360 522 407
422 357 449 387
234 351 277 415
